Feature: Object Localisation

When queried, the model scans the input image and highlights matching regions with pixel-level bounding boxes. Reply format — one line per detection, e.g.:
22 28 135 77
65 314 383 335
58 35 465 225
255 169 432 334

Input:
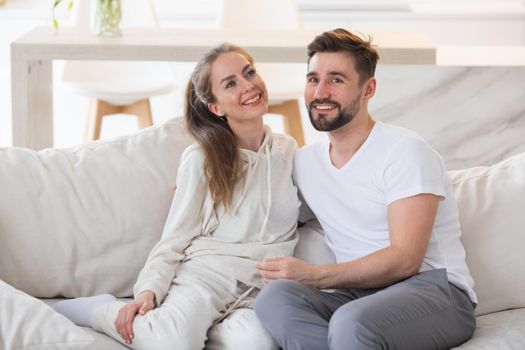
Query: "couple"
54 28 477 350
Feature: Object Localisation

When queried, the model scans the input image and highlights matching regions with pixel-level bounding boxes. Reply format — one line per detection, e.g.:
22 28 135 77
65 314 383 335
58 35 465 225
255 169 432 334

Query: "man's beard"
308 93 361 132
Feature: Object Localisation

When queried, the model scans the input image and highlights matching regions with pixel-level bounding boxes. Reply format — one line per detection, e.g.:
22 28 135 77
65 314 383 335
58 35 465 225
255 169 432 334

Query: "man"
254 28 477 350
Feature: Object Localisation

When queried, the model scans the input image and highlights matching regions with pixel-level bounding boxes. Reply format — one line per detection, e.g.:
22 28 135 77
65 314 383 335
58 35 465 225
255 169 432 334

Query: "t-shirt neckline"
324 121 380 172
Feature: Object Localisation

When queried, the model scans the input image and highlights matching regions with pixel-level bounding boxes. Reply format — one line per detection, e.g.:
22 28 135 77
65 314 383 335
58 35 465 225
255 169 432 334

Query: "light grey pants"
254 268 476 350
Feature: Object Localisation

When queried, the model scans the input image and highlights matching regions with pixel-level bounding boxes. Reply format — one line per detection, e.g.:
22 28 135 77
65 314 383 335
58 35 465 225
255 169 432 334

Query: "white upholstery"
0 119 524 348
450 153 525 316
0 118 192 298
453 308 525 349
0 280 94 349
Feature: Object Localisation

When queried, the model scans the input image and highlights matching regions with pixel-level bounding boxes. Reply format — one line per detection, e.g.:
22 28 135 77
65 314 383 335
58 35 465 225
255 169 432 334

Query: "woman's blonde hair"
185 43 255 209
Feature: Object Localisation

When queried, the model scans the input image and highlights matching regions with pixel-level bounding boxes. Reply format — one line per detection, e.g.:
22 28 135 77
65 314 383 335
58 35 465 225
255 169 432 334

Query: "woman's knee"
207 308 278 350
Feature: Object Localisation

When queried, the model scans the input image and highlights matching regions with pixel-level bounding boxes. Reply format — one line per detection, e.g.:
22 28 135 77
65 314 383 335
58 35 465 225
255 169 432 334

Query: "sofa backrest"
0 118 192 298
449 152 525 316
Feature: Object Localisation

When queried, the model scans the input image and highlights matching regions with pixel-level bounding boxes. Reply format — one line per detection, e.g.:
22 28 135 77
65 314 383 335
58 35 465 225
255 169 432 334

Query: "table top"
12 26 436 64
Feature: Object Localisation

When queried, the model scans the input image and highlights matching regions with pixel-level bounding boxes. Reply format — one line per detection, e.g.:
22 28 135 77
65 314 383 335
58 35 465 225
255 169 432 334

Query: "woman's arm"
133 146 210 305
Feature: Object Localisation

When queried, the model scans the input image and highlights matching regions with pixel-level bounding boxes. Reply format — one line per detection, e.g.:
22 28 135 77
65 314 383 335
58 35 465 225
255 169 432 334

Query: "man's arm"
257 193 439 289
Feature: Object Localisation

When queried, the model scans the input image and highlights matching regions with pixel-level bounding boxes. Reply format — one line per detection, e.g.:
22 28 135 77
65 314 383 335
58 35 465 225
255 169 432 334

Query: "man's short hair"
307 28 379 86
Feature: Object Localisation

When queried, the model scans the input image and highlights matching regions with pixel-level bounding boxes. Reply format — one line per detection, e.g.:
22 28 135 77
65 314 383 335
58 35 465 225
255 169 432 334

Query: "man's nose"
313 82 330 99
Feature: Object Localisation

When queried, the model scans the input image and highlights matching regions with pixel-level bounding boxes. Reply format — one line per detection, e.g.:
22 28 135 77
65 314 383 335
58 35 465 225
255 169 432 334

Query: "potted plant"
53 0 122 37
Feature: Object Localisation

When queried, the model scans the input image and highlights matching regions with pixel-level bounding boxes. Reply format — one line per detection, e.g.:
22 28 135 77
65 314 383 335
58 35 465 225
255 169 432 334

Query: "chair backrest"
217 0 301 30
71 0 159 30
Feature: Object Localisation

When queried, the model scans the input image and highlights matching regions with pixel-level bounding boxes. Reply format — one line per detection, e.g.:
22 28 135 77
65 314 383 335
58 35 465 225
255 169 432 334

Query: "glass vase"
93 0 122 37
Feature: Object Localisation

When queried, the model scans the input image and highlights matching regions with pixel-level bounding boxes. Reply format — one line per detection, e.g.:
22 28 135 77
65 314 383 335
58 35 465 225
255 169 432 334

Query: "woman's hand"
115 290 156 344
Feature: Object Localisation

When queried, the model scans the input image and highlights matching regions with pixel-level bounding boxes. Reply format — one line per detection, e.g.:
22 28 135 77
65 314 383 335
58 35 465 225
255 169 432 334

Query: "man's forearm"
311 246 420 289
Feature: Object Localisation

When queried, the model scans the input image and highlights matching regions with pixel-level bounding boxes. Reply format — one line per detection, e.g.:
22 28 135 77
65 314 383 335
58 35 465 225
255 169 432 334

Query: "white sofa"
0 118 524 350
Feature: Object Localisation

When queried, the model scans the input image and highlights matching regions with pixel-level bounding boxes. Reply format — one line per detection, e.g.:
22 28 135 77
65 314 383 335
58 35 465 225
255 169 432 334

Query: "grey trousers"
254 268 476 350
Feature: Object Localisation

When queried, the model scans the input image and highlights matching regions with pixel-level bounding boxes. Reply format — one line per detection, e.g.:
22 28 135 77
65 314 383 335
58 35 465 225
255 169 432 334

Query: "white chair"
218 0 307 146
63 0 176 141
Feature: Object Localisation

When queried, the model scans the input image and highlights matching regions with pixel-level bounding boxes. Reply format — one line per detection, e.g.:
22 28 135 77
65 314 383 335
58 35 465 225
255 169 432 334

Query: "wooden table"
11 26 436 149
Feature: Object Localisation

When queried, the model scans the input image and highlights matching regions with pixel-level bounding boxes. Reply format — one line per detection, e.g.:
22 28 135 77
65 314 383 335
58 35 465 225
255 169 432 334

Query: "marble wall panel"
369 66 525 170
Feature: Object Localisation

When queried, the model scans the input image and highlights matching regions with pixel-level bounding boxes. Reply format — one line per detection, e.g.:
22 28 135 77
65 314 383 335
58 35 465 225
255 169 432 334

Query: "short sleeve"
383 138 448 205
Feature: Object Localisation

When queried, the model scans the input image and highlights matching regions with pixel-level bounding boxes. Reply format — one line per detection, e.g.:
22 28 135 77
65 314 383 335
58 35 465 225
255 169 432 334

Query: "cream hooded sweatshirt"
133 127 300 305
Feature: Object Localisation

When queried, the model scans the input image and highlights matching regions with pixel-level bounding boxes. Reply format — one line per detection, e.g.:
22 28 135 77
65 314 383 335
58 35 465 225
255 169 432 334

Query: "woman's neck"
230 120 265 152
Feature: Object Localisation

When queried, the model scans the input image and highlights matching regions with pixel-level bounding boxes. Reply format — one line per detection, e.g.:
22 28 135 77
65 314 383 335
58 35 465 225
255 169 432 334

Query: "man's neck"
328 114 375 169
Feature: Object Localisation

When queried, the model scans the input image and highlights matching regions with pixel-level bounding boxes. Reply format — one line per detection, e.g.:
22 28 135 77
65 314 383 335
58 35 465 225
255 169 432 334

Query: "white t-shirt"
294 121 477 303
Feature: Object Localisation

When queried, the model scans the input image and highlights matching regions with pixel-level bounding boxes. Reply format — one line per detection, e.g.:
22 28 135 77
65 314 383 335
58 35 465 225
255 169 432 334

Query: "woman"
53 44 300 350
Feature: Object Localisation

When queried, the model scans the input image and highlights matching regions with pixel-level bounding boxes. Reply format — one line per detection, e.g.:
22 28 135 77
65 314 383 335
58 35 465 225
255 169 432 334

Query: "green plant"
52 0 74 29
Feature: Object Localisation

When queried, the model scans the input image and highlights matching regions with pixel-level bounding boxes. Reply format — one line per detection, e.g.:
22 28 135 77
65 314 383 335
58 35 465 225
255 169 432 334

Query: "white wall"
1 0 524 149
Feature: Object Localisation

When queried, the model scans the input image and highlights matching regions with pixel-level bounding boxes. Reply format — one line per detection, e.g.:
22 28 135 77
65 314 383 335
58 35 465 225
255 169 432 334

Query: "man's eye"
307 77 318 84
331 77 343 83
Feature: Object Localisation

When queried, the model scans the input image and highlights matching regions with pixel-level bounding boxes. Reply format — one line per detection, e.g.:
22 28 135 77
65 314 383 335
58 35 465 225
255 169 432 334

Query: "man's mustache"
308 99 341 111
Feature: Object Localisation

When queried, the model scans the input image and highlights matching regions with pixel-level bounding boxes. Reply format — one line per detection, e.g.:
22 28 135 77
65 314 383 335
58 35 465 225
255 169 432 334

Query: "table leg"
11 51 53 150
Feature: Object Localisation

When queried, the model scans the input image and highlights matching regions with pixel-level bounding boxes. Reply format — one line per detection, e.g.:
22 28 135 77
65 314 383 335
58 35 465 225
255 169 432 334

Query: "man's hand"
115 290 155 345
256 257 322 288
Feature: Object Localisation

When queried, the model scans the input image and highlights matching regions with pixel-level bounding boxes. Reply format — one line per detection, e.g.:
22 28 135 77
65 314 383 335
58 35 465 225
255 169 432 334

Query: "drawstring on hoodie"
231 128 273 243
258 142 272 241
214 128 273 323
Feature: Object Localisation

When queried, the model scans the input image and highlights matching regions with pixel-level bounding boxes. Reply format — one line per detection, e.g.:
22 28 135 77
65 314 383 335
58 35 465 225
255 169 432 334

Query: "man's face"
305 51 365 132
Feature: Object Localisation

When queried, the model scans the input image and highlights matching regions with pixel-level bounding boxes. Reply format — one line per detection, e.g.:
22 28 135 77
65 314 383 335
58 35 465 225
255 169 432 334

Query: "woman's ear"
207 103 224 117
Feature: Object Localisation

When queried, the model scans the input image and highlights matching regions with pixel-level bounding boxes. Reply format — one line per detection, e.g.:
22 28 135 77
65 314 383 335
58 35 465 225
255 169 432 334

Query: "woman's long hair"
185 44 254 209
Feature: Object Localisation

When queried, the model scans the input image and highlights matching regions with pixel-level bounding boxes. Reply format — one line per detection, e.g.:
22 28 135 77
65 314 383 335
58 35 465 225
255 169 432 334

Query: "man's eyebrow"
306 71 349 79
327 71 349 79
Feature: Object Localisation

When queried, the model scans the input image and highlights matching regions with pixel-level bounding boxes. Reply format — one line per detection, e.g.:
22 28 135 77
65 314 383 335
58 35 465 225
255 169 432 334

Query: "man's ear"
364 77 376 99
207 103 224 117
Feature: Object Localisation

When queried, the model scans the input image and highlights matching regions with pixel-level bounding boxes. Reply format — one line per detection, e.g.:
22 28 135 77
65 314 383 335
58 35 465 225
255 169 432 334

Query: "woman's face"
207 51 268 125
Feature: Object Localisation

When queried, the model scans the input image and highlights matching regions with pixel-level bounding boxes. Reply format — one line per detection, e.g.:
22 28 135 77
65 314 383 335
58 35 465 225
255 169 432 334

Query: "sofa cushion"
0 118 192 298
294 219 336 265
449 152 525 316
0 279 94 349
452 308 525 349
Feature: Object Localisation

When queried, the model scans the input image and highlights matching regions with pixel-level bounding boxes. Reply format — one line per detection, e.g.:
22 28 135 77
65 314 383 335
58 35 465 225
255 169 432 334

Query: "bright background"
1 0 524 148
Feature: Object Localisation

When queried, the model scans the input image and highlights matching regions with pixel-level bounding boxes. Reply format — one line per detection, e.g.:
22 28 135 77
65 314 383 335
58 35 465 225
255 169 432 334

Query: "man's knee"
328 304 381 350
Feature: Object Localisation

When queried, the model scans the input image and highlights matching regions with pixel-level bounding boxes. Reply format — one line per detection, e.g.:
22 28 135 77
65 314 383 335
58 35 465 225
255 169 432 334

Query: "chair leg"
85 99 121 141
267 99 305 147
122 99 153 129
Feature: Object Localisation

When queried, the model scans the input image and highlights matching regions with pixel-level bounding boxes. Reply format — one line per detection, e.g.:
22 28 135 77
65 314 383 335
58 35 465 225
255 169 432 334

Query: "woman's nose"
241 78 256 93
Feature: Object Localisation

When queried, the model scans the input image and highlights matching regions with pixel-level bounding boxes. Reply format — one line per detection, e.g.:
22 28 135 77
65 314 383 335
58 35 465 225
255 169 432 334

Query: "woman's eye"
225 80 236 89
246 69 256 78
